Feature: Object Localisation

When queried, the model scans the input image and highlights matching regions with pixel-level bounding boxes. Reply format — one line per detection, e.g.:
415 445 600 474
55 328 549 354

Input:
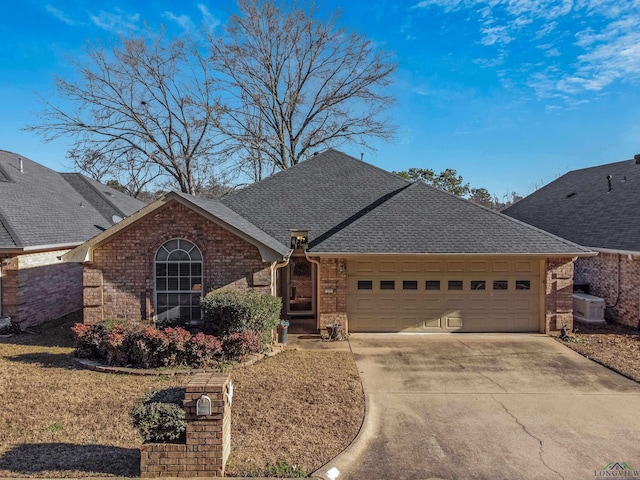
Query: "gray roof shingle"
311 181 588 254
61 173 144 218
0 150 145 250
503 157 640 252
221 149 410 246
172 192 290 257
222 149 589 255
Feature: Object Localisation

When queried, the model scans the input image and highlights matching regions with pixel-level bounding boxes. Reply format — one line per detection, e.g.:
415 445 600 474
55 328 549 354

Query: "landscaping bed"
562 322 640 383
0 314 364 477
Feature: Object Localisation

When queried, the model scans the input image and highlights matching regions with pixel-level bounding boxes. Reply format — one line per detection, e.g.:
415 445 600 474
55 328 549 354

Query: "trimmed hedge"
200 289 281 351
72 322 258 368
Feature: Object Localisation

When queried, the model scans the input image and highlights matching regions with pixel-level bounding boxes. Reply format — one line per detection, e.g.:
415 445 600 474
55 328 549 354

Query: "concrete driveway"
314 334 640 480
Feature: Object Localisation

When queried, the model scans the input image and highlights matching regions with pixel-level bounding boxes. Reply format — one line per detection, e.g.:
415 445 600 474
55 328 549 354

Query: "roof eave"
586 246 640 256
0 242 84 254
305 251 596 257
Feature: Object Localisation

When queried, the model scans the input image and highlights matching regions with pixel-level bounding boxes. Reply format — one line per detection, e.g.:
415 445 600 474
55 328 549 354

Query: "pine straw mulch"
560 321 640 383
0 314 364 478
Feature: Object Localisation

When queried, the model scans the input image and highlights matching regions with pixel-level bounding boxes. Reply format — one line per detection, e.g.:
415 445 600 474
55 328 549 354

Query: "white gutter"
305 251 597 257
271 249 294 297
586 247 640 256
0 242 84 254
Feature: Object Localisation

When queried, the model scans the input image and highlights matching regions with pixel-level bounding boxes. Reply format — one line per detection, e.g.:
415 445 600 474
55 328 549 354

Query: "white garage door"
347 257 541 332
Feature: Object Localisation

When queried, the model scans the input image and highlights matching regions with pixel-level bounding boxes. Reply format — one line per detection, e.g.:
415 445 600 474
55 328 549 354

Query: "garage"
347 257 542 332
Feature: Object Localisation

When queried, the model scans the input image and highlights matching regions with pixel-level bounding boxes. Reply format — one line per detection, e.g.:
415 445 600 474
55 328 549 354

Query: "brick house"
0 150 145 329
65 149 592 334
504 154 640 328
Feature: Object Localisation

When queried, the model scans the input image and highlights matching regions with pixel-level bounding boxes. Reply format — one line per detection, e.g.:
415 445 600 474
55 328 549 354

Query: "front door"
285 257 316 332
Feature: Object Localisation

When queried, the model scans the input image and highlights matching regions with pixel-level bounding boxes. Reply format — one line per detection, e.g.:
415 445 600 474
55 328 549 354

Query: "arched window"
155 239 203 326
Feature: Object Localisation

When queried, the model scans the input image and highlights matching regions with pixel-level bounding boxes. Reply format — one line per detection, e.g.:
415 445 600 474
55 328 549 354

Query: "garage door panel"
347 258 540 333
351 296 376 312
424 314 442 329
446 316 463 329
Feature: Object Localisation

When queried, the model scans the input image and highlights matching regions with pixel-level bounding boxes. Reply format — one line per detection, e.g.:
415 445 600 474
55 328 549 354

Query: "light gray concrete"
314 334 640 480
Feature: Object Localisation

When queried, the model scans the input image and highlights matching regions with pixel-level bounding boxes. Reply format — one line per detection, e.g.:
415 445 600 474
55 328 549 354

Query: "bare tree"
27 30 224 194
209 0 397 175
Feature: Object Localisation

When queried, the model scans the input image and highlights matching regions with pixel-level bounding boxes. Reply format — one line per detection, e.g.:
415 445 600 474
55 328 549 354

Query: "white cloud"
480 26 512 46
411 0 640 100
90 9 140 34
198 4 221 31
163 11 194 31
45 4 76 25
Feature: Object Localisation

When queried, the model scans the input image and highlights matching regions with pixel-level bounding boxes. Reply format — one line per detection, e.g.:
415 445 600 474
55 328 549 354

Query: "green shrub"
200 290 281 351
131 388 187 443
131 401 186 443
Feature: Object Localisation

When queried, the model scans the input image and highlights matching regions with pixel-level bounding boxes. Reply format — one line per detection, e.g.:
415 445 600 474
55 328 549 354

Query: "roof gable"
63 192 289 263
503 157 640 252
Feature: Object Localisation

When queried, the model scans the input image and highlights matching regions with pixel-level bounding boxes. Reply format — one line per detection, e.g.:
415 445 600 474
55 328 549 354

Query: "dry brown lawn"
0 314 364 477
561 322 640 383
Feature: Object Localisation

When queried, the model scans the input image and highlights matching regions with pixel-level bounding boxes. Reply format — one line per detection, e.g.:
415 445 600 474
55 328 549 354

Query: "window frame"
154 238 203 326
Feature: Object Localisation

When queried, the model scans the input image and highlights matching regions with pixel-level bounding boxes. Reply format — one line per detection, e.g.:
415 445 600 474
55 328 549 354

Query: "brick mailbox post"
140 373 233 478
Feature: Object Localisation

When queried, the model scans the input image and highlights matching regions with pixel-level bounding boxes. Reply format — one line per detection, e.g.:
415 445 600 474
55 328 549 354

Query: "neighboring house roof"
63 192 290 264
503 156 640 252
0 150 145 251
222 149 591 256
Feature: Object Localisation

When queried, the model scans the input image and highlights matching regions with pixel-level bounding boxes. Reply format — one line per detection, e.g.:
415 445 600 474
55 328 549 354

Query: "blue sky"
2 0 639 198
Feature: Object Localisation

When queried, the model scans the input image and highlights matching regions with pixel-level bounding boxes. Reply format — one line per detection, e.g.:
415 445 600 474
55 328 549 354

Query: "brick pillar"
140 373 232 478
545 258 574 334
317 258 348 332
83 268 103 325
184 372 232 471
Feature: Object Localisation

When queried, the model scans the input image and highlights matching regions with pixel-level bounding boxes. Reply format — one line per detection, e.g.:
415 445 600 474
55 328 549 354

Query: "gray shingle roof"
221 149 410 246
222 149 589 255
311 181 588 254
61 173 143 218
503 157 640 252
172 192 290 257
0 150 145 250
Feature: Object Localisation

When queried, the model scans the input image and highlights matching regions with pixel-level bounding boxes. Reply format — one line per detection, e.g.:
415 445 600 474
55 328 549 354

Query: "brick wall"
85 201 272 324
140 373 232 478
575 253 640 327
1 250 83 329
545 257 574 333
317 257 347 331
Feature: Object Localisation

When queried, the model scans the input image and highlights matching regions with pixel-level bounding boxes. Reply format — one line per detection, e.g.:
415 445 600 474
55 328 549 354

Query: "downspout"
271 250 294 297
304 251 321 329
